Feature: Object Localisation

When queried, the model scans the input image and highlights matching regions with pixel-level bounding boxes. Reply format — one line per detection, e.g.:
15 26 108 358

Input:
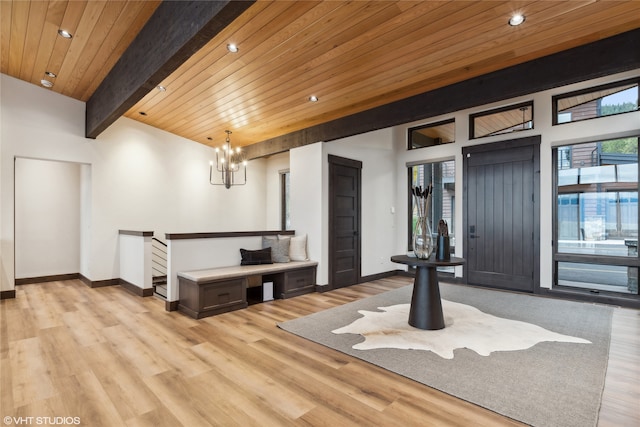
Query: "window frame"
280 170 290 231
551 138 640 296
406 160 456 252
551 77 639 126
407 118 455 150
469 100 534 140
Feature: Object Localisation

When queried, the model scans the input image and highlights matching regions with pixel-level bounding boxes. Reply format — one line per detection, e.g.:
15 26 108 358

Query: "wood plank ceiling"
2 1 640 153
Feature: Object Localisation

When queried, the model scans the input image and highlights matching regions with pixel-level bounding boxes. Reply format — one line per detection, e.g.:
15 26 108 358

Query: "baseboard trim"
79 274 119 288
315 283 332 293
166 300 179 311
119 279 154 297
1 290 16 300
360 270 400 283
15 273 79 285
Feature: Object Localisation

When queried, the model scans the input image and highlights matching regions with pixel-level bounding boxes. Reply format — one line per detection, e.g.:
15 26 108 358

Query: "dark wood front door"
329 155 362 289
463 136 540 292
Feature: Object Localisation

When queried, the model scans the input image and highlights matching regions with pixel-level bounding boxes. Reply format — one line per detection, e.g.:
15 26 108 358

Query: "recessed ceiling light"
509 14 525 26
45 71 57 78
40 79 53 88
58 29 73 39
157 85 166 92
309 95 318 102
139 111 147 116
227 43 238 53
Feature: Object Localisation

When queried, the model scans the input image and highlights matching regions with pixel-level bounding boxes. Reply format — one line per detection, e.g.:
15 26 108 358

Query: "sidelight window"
408 160 455 259
553 137 639 295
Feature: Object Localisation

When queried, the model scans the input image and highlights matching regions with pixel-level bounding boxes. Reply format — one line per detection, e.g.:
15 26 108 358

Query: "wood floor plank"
124 406 182 427
80 342 160 421
140 370 224 427
37 325 91 378
101 324 172 378
56 371 124 427
598 308 640 427
0 278 637 426
191 340 315 419
8 336 57 408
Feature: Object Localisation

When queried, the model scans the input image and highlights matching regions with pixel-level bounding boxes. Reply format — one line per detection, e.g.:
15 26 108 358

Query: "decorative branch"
412 183 432 219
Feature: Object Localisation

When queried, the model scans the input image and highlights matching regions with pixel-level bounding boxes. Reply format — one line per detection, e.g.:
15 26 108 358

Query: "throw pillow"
262 236 290 263
289 234 308 261
240 247 273 265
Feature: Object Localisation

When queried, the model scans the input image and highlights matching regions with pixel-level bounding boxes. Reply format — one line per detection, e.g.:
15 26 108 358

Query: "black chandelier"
209 130 247 189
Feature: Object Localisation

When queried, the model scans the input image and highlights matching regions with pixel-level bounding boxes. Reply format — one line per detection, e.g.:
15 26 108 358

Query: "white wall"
290 143 325 284
1 74 268 292
14 158 81 278
1 74 90 292
265 151 290 230
324 128 398 278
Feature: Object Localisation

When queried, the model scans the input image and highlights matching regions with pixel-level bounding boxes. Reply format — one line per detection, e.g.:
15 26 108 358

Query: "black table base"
391 255 465 331
408 265 445 330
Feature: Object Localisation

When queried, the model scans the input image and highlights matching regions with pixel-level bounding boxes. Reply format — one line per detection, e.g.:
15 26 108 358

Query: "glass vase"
413 216 433 259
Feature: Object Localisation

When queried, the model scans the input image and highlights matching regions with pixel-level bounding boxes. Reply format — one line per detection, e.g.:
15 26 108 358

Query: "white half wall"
119 234 152 290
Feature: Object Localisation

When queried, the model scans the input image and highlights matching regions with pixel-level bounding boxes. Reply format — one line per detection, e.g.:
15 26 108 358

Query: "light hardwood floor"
1 277 638 426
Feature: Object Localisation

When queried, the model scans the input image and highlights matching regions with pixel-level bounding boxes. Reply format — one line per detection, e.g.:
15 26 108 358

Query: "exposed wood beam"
245 28 640 160
86 0 255 139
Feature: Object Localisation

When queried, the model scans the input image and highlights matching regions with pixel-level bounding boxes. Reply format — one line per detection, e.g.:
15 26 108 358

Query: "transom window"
469 101 533 139
552 78 639 125
408 119 455 150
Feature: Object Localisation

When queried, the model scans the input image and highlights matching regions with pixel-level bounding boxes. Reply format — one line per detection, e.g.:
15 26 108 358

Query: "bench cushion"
178 260 318 284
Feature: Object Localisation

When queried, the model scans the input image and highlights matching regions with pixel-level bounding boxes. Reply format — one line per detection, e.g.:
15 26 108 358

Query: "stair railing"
152 237 167 280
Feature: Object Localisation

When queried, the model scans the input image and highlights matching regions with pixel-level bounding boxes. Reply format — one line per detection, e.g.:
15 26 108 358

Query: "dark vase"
436 236 450 261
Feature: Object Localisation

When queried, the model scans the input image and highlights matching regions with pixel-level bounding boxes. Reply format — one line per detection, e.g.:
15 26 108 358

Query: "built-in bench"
177 260 318 319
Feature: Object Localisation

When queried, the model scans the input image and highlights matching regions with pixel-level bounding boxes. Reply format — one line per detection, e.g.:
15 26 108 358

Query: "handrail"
152 237 167 247
165 230 295 240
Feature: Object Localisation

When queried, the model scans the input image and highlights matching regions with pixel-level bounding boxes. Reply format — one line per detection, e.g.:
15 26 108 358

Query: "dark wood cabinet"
178 277 247 319
177 262 317 319
269 267 317 299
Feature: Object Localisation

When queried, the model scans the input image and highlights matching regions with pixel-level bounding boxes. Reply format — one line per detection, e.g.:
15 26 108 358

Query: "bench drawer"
270 266 316 299
178 277 247 319
201 278 246 310
284 269 315 292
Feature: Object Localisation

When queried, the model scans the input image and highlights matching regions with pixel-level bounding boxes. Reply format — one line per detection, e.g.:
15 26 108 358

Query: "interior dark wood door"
463 136 540 292
329 155 362 289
